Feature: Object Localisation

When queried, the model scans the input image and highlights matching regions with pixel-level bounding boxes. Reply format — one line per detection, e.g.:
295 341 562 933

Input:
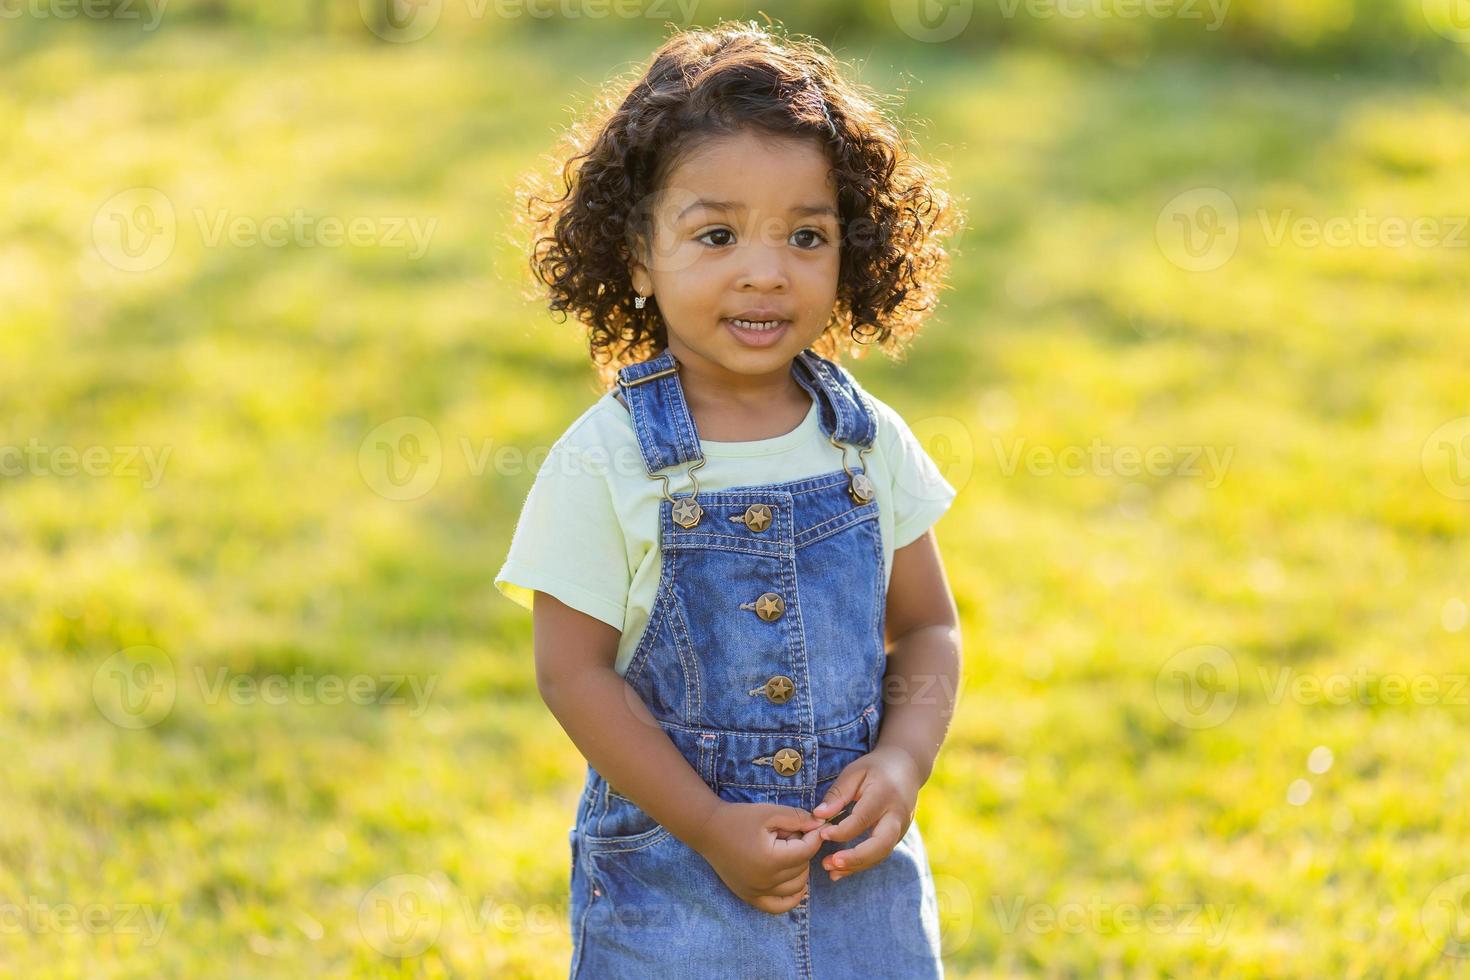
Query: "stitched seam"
872 516 885 677
665 372 701 468
667 530 790 549
661 715 867 738
852 385 878 447
819 357 852 441
629 380 666 475
584 825 674 852
798 508 878 550
667 540 793 559
795 502 877 543
666 554 703 725
782 519 816 796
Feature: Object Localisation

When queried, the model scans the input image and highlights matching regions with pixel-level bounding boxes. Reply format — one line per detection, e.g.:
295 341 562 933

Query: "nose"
735 223 791 292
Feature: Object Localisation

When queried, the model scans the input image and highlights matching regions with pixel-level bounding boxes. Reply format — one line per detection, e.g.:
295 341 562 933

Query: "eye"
696 227 735 248
791 228 828 249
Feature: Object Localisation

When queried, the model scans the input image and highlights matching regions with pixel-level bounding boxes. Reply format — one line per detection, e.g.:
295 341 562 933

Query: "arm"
533 590 827 911
812 527 963 879
532 590 722 850
876 525 962 784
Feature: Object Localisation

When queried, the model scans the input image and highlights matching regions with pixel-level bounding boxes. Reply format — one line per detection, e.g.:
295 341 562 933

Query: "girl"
498 20 964 979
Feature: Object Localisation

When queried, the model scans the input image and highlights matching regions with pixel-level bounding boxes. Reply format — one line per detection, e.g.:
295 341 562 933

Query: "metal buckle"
616 358 679 388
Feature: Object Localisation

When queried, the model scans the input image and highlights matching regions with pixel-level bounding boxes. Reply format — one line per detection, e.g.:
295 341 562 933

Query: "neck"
666 343 808 411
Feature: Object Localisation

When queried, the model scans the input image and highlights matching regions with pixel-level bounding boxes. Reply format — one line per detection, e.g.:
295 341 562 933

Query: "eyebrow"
676 200 838 221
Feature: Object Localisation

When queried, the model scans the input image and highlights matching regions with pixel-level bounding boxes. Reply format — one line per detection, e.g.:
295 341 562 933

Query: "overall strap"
614 346 878 480
614 347 702 476
791 349 878 450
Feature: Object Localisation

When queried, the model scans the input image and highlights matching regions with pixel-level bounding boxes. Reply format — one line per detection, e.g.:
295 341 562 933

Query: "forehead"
661 130 837 205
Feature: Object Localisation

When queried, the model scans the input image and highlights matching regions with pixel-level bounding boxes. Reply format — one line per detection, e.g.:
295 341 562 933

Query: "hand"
811 746 921 882
692 801 827 914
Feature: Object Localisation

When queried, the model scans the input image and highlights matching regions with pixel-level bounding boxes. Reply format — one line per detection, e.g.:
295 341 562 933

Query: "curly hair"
516 19 963 390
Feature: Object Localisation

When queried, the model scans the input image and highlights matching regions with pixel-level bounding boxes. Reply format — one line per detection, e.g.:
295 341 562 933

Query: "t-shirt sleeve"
494 439 629 631
881 404 959 550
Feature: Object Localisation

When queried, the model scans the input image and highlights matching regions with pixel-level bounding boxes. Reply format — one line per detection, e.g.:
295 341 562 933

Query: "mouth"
722 317 792 349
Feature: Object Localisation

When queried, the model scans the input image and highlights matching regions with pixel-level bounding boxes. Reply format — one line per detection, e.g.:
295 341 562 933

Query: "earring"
634 294 648 310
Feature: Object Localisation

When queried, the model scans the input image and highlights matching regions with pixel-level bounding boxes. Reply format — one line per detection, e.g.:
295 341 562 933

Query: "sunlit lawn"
3 21 1469 978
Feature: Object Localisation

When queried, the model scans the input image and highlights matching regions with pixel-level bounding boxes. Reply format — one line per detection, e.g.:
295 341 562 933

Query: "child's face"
628 128 841 381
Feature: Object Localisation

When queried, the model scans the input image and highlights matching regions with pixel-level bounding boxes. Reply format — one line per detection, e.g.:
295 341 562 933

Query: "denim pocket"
584 781 674 850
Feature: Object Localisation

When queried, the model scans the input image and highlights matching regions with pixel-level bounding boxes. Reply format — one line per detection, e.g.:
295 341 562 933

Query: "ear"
621 240 653 297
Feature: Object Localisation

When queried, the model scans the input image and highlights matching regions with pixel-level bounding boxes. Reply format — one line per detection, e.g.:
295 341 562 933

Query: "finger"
766 805 827 835
770 825 826 867
828 813 904 873
819 791 881 844
755 882 807 915
768 869 810 897
812 769 866 821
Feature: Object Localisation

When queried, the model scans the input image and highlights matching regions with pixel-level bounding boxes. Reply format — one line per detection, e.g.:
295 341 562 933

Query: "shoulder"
844 381 911 455
545 389 639 462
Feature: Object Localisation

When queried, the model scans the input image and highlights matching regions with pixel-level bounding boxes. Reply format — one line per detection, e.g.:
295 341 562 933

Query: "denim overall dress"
566 346 944 979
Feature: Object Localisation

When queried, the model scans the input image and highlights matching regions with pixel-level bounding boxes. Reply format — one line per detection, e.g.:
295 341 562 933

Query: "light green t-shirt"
495 383 957 676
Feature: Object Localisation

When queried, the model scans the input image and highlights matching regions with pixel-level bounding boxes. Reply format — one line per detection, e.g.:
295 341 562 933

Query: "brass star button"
772 748 802 776
754 592 785 622
742 503 773 532
763 675 795 704
671 497 703 528
848 472 876 505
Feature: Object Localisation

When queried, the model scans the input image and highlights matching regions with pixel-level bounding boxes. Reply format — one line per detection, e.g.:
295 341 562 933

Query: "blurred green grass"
2 16 1470 979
